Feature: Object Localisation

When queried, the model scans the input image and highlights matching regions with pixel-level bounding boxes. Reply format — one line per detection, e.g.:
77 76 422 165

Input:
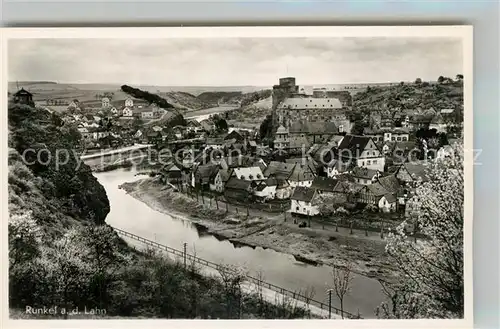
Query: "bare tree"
216 264 247 318
331 262 354 319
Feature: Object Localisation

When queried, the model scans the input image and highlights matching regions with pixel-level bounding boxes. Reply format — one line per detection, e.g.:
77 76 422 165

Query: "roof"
276 125 288 134
399 161 429 181
194 164 220 183
351 167 379 180
289 121 338 134
377 174 401 193
288 164 315 182
217 169 231 182
440 108 455 114
232 167 265 181
291 186 316 202
14 88 32 96
337 135 372 154
264 161 296 180
225 177 252 190
383 193 397 203
285 157 318 171
162 162 181 172
248 140 258 147
310 176 340 192
279 97 342 109
289 136 310 150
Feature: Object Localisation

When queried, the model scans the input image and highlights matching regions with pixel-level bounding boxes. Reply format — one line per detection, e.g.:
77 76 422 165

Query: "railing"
112 226 362 319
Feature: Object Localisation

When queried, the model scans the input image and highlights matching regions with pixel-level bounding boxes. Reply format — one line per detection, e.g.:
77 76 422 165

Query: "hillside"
353 81 464 111
225 90 273 128
159 91 210 111
197 91 243 106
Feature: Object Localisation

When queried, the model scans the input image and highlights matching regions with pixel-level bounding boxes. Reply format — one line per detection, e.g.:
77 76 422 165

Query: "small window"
373 160 377 164
296 207 299 211
367 160 371 165
402 136 408 141
391 137 395 141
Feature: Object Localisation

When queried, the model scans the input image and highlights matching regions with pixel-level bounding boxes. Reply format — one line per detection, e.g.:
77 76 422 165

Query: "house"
254 174 292 201
335 135 385 172
224 177 254 202
356 175 401 212
192 163 220 190
125 98 134 107
199 119 215 132
395 161 429 186
350 166 380 185
290 186 319 216
186 119 203 132
110 107 119 115
212 168 231 193
429 114 447 133
287 163 316 188
160 162 182 184
311 176 353 202
274 125 289 150
225 130 245 143
122 107 134 117
12 88 34 106
101 97 110 108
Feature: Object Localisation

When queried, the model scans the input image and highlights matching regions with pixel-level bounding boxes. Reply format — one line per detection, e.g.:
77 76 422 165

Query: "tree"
313 193 348 218
377 142 464 318
456 74 463 81
437 76 445 84
331 262 354 319
414 78 422 85
259 114 273 140
399 81 405 86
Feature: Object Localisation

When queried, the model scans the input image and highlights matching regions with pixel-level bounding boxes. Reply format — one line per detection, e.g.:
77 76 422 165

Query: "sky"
8 37 463 87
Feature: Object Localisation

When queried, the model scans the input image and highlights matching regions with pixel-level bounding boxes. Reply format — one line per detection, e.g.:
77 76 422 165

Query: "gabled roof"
194 163 220 183
398 161 429 182
337 135 372 155
288 163 315 182
377 174 401 193
14 88 32 96
291 186 316 202
383 193 397 203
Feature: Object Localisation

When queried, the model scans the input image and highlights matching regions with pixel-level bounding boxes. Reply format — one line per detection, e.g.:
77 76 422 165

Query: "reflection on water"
96 168 386 318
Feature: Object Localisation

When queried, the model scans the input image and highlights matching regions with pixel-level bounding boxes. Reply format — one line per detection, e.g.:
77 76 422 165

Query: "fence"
112 226 362 319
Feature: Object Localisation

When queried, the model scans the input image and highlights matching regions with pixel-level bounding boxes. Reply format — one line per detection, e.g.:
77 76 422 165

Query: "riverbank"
119 177 398 283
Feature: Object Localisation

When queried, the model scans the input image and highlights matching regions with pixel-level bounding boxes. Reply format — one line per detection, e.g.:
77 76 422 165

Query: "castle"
271 77 353 150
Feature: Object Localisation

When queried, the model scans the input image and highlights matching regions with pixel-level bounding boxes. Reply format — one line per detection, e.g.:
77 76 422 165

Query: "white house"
378 194 397 213
350 167 380 185
110 107 118 115
122 107 133 117
336 135 385 172
101 97 110 108
254 179 277 201
125 98 134 107
290 186 319 216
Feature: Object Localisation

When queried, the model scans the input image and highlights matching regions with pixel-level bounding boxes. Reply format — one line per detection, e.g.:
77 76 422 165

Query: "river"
96 168 387 318
185 105 238 122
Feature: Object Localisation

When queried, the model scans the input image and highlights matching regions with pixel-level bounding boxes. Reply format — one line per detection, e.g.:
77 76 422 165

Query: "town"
11 74 463 228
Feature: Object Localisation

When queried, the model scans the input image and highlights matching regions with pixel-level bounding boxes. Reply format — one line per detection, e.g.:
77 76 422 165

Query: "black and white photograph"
2 26 473 326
